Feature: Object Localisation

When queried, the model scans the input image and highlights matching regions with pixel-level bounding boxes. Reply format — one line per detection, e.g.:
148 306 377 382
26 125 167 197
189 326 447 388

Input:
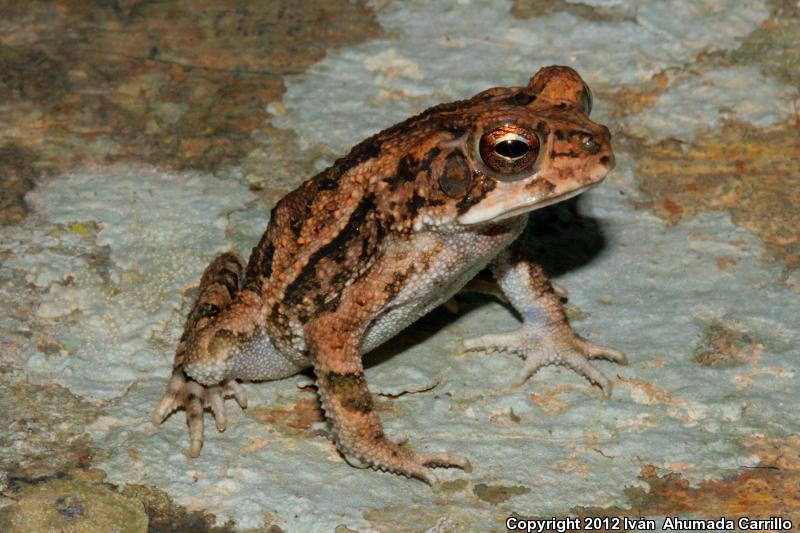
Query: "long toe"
226 379 248 409
187 396 205 458
561 350 613 398
151 371 188 426
208 388 227 432
515 352 550 386
152 394 177 426
406 464 439 485
580 340 627 365
418 452 472 472
462 331 523 353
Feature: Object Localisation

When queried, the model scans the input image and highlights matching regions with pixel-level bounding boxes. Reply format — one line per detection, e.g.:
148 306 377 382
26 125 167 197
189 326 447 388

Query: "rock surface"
1 0 798 531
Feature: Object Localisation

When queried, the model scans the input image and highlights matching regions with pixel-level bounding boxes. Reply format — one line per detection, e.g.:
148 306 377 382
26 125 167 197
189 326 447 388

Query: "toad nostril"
581 134 600 154
600 154 615 170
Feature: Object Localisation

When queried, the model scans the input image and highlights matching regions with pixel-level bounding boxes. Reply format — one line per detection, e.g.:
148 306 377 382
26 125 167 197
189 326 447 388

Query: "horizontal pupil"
494 139 529 159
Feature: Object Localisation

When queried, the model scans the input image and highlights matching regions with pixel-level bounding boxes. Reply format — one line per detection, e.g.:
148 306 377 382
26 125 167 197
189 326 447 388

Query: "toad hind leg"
462 242 626 397
152 252 256 456
306 256 471 484
309 316 470 485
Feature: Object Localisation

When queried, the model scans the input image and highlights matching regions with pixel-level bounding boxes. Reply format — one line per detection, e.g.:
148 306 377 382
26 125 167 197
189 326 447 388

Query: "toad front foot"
151 368 248 457
462 325 626 397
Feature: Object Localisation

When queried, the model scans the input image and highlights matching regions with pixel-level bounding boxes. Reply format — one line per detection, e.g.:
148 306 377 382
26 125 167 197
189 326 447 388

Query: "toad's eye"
494 138 529 159
479 125 540 177
578 84 593 115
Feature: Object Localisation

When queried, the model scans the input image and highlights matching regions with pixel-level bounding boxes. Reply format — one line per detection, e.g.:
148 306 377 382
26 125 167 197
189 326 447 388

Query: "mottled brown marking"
507 90 537 106
282 194 378 309
509 242 560 302
525 178 556 192
317 176 338 190
245 232 274 283
456 174 497 214
383 271 410 298
421 146 442 168
526 262 559 300
196 302 221 320
335 138 382 175
325 372 374 413
406 191 427 219
383 154 419 191
217 268 241 296
179 252 245 349
550 149 581 159
384 147 443 191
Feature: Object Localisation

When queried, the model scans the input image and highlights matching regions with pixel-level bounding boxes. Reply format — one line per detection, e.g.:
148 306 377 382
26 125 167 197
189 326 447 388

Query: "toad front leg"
464 242 626 396
306 259 471 485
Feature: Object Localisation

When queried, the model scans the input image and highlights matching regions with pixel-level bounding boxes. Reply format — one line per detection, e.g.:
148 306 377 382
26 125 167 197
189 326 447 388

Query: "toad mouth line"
461 182 598 225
